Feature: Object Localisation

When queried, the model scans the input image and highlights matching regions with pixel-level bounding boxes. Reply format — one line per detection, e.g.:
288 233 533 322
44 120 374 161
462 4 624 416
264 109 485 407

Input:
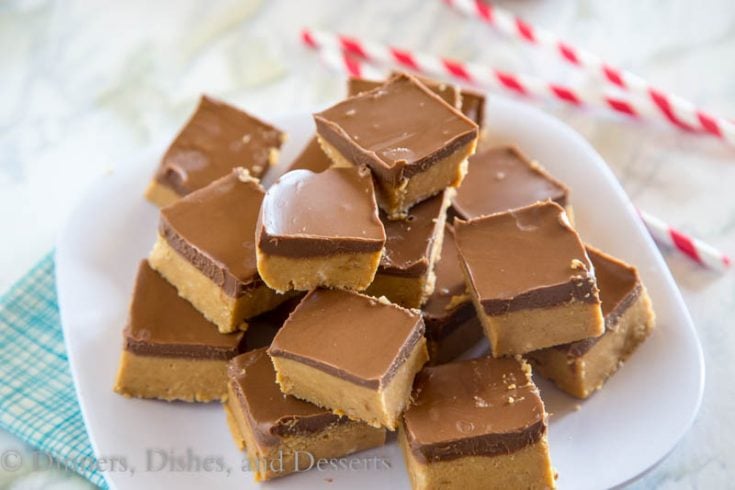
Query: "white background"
1 0 734 488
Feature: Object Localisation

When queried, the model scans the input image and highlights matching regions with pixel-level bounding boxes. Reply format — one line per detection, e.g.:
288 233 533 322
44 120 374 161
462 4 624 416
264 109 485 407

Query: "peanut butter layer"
285 136 333 174
455 201 599 315
153 95 283 197
228 348 349 447
159 169 265 298
315 73 478 187
124 261 245 360
269 289 425 389
348 76 461 111
453 146 568 220
403 356 547 462
257 167 385 257
379 190 449 277
560 246 643 357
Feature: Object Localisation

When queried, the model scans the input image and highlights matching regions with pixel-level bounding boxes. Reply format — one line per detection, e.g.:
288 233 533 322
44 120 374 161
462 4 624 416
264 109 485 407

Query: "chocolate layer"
228 348 348 447
155 95 283 196
269 289 425 389
124 261 245 360
285 136 333 174
379 190 449 277
315 73 478 186
459 88 486 127
454 201 599 315
159 169 265 297
452 146 568 220
403 356 546 462
348 74 484 126
563 247 643 357
348 75 461 111
257 167 386 257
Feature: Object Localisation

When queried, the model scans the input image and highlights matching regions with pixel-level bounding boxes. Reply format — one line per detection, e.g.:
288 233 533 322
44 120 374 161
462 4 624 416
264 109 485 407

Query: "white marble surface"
1 0 734 488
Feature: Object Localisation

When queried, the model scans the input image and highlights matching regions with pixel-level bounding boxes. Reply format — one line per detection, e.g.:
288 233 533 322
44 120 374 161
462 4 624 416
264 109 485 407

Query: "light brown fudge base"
149 235 292 333
272 340 428 430
365 271 432 309
527 288 655 398
318 136 475 219
468 282 604 357
113 350 227 402
144 180 182 209
224 401 247 450
426 307 485 365
225 384 386 481
399 425 555 490
255 249 383 293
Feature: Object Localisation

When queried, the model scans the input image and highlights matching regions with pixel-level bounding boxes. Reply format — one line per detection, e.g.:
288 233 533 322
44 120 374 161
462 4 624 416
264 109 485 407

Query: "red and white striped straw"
302 28 642 120
444 0 735 145
639 210 730 272
306 38 731 272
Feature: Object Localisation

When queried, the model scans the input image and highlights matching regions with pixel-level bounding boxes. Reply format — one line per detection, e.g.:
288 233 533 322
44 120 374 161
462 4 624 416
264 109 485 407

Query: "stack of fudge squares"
113 72 656 489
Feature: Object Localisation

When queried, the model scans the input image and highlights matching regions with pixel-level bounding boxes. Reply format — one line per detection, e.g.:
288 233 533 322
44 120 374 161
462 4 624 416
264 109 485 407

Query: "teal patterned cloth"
0 253 106 488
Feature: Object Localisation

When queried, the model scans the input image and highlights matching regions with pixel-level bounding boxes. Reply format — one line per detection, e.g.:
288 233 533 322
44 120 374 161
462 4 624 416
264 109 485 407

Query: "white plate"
56 97 704 490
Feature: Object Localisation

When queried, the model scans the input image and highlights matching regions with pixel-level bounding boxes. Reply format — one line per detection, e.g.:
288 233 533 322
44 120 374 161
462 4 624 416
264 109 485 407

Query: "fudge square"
527 246 655 398
315 73 479 219
455 201 604 356
256 167 386 292
268 289 428 430
114 261 246 402
149 168 292 334
225 348 386 481
400 356 555 490
422 225 484 365
452 145 570 220
365 189 452 308
145 95 285 208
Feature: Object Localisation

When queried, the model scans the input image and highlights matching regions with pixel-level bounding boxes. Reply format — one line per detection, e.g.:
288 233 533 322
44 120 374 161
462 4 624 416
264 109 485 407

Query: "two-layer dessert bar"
225 348 386 481
149 168 291 333
114 261 246 402
400 356 555 489
315 73 479 219
145 95 284 208
256 167 386 292
269 289 428 430
455 201 604 356
527 247 655 398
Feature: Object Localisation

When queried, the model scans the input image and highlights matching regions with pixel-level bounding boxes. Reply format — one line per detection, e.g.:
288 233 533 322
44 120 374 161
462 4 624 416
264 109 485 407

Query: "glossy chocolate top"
348 75 485 126
269 289 425 389
124 261 245 359
564 247 643 356
455 201 599 315
257 167 386 257
315 73 478 184
159 169 265 297
243 295 305 350
228 348 348 446
452 146 568 220
403 356 546 462
379 190 449 277
285 136 333 174
155 95 283 196
347 75 461 110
